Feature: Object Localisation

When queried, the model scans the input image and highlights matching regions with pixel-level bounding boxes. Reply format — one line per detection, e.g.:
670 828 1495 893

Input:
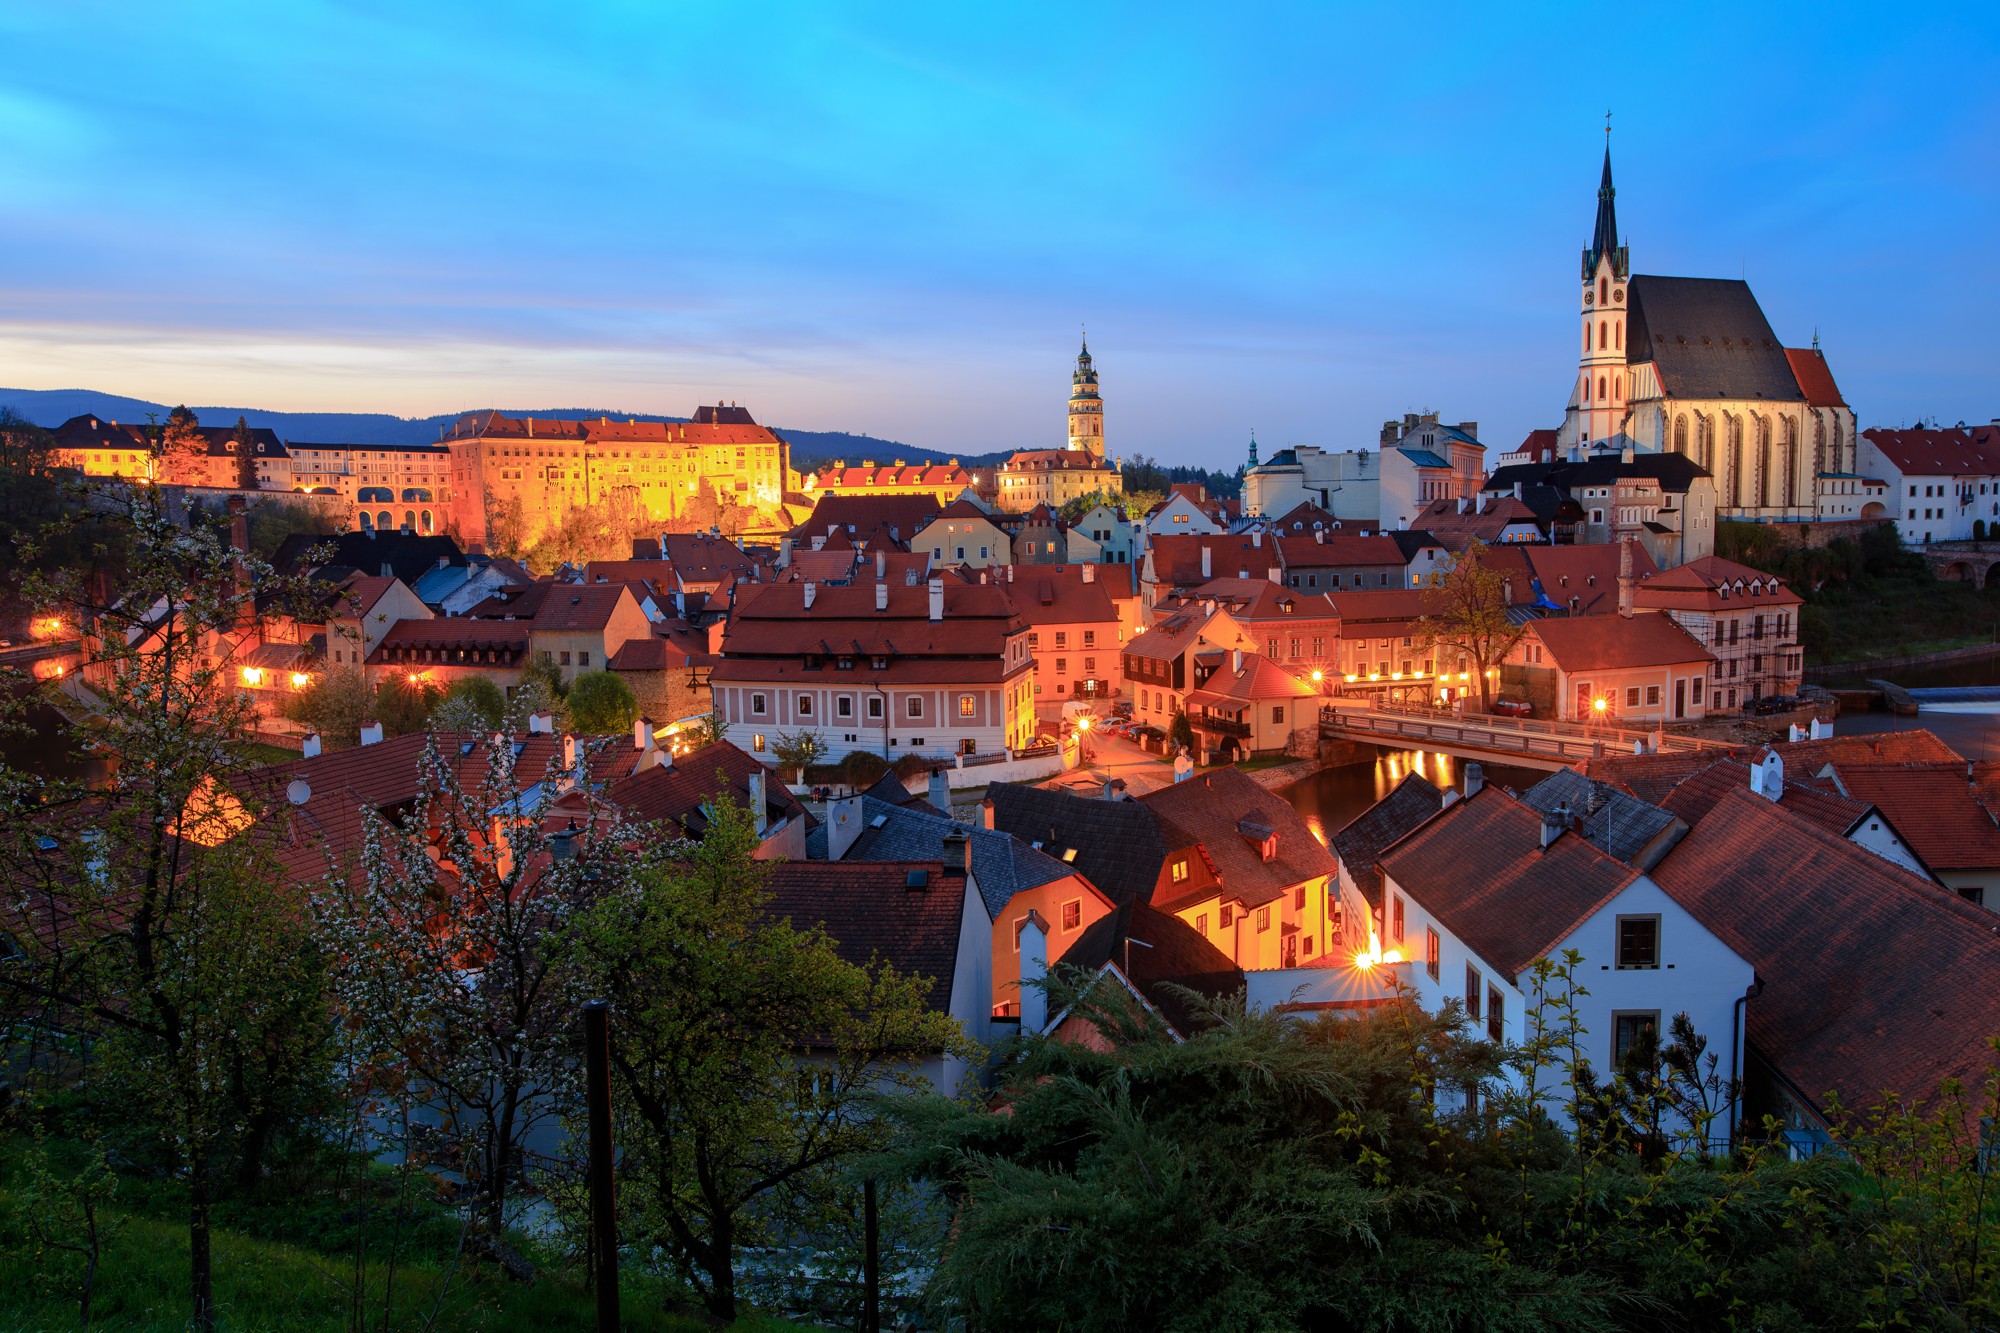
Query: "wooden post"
862 1178 880 1333
584 1000 620 1333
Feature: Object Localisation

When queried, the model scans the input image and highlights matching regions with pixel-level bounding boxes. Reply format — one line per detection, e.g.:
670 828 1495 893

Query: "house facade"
713 575 1037 763
1628 556 1804 710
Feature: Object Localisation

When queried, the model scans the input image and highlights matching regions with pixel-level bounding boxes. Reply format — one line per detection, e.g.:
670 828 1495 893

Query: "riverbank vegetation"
1719 520 2000 664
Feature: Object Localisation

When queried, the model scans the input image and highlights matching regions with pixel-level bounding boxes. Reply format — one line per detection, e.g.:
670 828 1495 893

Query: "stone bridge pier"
1924 543 2000 589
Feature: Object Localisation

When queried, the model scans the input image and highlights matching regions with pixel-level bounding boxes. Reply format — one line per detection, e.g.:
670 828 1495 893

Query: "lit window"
959 694 976 717
1392 894 1405 943
1425 927 1440 981
752 733 765 752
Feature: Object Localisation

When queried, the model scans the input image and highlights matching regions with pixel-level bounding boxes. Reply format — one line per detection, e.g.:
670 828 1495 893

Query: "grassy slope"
0 1138 814 1333
1801 572 2000 664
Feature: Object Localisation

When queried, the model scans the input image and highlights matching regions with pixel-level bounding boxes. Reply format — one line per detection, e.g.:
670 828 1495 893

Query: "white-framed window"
796 693 813 716
907 696 923 719
751 692 767 716
958 694 976 718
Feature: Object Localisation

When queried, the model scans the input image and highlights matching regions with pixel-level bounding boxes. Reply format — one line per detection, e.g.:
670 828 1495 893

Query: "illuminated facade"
443 403 791 549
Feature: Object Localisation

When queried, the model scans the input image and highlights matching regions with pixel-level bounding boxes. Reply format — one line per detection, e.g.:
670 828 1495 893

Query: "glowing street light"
1592 696 1609 714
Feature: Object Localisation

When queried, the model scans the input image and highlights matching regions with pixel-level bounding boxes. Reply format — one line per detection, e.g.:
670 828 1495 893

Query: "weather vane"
1605 110 1612 140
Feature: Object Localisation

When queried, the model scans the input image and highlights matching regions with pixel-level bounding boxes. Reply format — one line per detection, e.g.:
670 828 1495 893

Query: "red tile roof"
1141 768 1337 912
1007 566 1119 627
1784 347 1847 408
1520 543 1660 616
760 861 972 1014
1523 613 1714 674
1274 534 1408 569
533 584 637 634
366 618 532 664
1825 764 2000 871
1861 425 2000 478
1186 652 1318 706
1657 758 1869 836
1146 534 1270 588
1169 577 1338 626
1379 786 1640 980
1630 555 1802 613
1652 787 2000 1114
718 579 1024 667
812 461 972 489
604 741 805 836
583 559 675 586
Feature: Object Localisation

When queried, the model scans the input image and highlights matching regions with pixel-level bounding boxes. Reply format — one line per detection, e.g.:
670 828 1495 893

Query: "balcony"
1196 714 1252 738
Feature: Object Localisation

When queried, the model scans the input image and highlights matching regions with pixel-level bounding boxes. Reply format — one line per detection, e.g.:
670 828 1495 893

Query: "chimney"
1082 563 1094 584
1201 546 1212 578
1457 497 1469 514
634 715 654 751
1621 442 1635 464
529 710 555 734
1315 528 1325 544
875 580 889 611
1252 531 1262 548
1007 563 1015 583
1809 716 1832 740
1616 539 1635 618
1541 801 1567 848
803 580 817 609
824 793 864 860
875 548 886 579
359 719 384 747
1018 909 1050 1033
748 767 769 835
226 495 250 555
301 731 322 759
1512 481 1523 501
981 796 996 830
1749 750 1784 802
1232 648 1244 673
1788 723 1806 743
1267 566 1282 585
927 766 952 813
941 828 972 874
928 576 944 622
1462 762 1484 800
1541 448 1553 464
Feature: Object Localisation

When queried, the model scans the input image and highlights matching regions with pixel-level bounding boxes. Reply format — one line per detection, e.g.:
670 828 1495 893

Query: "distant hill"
0 386 1003 471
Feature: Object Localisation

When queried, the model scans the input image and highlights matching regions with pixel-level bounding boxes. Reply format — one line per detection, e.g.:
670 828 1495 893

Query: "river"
1818 652 2000 762
1283 746 1548 846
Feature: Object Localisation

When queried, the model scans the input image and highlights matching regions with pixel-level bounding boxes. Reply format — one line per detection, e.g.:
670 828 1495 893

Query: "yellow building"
806 458 973 503
443 403 791 550
995 449 1120 513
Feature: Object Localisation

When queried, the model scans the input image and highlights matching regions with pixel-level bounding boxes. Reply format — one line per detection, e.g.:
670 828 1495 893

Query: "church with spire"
1556 133 1857 523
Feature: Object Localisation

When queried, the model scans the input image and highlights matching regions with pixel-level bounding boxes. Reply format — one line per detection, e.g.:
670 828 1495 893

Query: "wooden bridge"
1319 702 1728 771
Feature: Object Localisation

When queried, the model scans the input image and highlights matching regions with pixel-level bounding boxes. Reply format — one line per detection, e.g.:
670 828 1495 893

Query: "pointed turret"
1581 141 1629 280
1067 333 1104 457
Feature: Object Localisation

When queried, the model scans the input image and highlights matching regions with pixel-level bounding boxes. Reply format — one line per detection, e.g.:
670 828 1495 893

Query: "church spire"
1581 122 1629 281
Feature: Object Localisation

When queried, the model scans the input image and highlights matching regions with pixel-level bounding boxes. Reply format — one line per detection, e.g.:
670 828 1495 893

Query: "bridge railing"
1320 702 1724 760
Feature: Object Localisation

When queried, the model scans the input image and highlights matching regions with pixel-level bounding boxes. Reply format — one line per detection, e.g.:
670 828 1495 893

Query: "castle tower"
1574 133 1631 448
1068 337 1104 458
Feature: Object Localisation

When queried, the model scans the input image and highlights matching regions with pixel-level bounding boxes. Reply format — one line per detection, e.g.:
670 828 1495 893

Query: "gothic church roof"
1625 276 1807 404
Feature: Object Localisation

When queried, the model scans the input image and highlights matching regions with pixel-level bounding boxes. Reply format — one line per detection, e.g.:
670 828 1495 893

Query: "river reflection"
1284 746 1550 846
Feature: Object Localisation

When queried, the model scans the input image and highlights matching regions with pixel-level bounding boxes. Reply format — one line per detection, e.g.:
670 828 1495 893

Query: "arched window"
1754 415 1772 507
377 509 392 529
359 510 373 531
1613 377 1622 402
1599 320 1608 349
421 509 434 533
1674 415 1688 456
1696 413 1712 472
1779 418 1796 507
1583 324 1590 353
1600 277 1608 305
1614 321 1622 351
1583 376 1591 404
1598 375 1607 402
1725 416 1743 509
1813 413 1827 476
1833 419 1846 473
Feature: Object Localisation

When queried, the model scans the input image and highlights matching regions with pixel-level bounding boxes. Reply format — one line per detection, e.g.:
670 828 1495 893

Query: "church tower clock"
1068 337 1104 458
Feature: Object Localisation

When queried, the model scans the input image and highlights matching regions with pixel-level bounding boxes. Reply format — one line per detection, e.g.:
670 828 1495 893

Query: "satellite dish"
286 779 312 806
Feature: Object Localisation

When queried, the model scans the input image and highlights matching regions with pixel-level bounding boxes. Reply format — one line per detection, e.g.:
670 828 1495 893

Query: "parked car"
1490 698 1533 717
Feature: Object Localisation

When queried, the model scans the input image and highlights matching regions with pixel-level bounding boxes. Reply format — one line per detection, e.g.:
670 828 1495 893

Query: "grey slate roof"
1330 773 1445 909
1396 448 1452 468
1485 449 1713 496
985 782 1186 908
1058 900 1243 1038
1625 276 1806 403
1520 769 1687 870
837 795 1073 920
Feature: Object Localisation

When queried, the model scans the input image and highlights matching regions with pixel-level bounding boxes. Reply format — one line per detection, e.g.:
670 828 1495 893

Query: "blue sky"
1 2 1995 463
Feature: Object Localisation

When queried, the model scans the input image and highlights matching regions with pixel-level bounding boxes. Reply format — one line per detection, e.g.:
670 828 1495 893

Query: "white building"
1240 414 1484 531
1856 425 2000 545
1377 776 1754 1140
